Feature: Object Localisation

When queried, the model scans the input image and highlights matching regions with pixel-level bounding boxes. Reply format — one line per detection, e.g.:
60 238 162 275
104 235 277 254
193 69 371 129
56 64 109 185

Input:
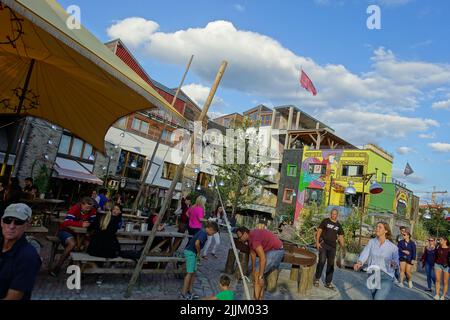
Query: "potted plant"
34 164 50 199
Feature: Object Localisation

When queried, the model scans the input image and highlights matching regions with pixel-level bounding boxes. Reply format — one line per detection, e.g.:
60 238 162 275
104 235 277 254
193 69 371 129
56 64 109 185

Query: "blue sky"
59 0 450 202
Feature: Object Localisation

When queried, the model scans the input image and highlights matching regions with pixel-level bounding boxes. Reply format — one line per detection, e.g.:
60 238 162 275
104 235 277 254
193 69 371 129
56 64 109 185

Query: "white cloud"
410 40 433 49
106 17 159 48
393 168 425 185
429 142 450 153
320 109 438 145
181 83 225 109
432 99 450 110
396 146 415 155
233 4 245 12
106 18 448 144
418 132 435 139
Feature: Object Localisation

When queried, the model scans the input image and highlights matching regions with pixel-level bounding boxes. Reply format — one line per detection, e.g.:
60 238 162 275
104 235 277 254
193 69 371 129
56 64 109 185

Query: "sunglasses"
2 217 27 226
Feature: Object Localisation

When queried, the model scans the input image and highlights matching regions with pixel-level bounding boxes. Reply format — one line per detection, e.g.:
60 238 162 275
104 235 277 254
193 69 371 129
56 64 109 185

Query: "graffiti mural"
295 149 343 221
394 185 411 218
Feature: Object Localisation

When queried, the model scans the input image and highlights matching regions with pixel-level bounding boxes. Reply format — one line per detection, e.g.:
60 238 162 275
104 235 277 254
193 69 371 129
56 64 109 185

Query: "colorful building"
293 144 393 221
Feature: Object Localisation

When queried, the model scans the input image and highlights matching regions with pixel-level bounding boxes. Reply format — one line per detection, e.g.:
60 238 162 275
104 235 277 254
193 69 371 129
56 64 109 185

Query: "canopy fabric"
0 0 185 153
53 157 103 185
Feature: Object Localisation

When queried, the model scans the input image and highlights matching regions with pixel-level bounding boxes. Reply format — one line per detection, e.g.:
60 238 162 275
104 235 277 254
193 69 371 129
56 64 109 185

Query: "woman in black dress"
87 201 122 258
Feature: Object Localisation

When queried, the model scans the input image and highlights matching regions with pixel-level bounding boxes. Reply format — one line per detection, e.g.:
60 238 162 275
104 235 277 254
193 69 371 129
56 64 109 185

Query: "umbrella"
0 0 185 153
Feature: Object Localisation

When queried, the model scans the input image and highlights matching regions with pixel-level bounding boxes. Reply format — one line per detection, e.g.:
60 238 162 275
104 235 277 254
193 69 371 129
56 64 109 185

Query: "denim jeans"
370 271 394 300
425 263 436 289
253 249 285 274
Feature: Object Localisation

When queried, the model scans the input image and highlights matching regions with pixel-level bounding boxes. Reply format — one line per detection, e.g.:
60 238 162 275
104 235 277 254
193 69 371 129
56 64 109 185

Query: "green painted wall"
369 182 395 213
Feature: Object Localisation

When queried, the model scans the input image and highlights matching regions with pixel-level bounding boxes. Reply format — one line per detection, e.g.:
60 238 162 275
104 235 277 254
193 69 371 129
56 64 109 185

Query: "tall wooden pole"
125 61 228 297
132 55 194 212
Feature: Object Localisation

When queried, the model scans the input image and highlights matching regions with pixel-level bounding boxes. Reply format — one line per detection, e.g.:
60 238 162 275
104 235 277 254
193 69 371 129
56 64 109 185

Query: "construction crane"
416 187 448 205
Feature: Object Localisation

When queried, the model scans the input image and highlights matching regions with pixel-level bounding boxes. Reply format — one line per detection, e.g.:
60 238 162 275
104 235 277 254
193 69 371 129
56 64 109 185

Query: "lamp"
369 181 383 194
423 209 431 220
344 181 357 195
194 168 200 174
130 161 137 168
219 180 225 187
196 185 201 191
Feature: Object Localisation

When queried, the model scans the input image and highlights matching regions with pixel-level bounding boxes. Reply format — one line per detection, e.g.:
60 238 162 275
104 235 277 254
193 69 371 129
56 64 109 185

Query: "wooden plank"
81 268 185 275
224 248 236 274
266 269 279 293
117 230 190 238
26 226 48 234
70 252 184 263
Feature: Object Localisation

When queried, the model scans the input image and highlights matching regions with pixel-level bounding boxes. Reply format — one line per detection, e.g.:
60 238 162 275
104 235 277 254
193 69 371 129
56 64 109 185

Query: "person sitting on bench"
49 197 97 277
86 201 122 258
236 226 285 300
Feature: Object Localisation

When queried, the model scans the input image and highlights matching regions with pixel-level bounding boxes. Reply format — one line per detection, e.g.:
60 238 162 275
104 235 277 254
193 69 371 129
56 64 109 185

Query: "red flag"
300 70 317 96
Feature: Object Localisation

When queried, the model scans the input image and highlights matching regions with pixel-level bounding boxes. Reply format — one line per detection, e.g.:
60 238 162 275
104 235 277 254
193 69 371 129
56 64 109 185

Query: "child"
180 221 219 300
203 275 235 300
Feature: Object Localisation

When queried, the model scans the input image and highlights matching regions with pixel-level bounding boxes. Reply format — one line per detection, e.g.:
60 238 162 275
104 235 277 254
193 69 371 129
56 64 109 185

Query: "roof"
275 105 333 131
213 112 242 120
288 128 356 149
243 104 272 115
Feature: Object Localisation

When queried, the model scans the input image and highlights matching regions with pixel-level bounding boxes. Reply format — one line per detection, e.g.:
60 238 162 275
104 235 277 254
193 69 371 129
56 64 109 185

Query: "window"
116 150 145 179
116 117 127 128
70 138 83 158
58 134 95 162
58 135 70 154
161 129 173 142
308 164 326 175
305 188 324 205
283 188 295 204
342 165 364 177
162 162 178 180
287 164 298 177
381 173 387 182
131 118 149 134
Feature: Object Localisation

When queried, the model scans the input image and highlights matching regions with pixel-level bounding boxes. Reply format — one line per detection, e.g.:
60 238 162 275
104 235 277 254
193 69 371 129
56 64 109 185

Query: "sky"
58 0 450 203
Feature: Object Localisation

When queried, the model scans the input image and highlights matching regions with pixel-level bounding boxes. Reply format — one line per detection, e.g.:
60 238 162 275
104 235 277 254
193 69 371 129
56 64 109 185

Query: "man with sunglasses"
0 203 41 300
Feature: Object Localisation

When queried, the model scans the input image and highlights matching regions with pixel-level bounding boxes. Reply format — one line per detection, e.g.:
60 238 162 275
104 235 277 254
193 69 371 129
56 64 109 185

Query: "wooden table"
67 226 88 251
22 198 65 226
26 226 49 234
122 213 148 222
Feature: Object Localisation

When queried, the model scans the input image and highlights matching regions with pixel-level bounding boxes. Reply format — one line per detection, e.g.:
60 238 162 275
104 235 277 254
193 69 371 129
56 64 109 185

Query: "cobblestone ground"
31 231 443 300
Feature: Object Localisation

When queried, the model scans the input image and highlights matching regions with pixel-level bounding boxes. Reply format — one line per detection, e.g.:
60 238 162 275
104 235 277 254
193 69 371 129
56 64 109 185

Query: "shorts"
58 230 74 246
434 263 449 273
184 249 198 273
399 257 414 265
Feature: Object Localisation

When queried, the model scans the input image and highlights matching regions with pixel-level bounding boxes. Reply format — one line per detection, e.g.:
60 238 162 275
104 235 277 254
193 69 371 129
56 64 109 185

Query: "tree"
215 118 268 215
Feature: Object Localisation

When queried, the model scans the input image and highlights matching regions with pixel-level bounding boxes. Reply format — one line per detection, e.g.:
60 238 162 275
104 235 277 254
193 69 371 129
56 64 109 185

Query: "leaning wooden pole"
132 55 194 212
125 61 228 298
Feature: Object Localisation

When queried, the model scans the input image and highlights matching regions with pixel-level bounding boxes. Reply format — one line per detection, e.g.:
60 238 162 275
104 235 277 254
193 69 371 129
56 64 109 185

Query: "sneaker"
440 296 446 300
408 281 413 289
190 293 200 300
179 293 192 300
425 288 432 292
434 294 440 300
398 282 404 288
313 279 319 287
324 283 336 291
202 256 208 260
211 253 218 259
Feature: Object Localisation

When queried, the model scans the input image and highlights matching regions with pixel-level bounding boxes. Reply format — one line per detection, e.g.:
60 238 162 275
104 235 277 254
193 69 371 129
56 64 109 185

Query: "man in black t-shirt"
313 208 345 290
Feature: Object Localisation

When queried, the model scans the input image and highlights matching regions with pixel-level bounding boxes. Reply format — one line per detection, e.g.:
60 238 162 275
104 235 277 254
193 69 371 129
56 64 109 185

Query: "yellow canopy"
0 0 185 153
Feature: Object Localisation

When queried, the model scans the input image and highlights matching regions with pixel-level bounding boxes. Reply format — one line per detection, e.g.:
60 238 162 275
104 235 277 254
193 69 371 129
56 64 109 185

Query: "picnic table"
122 213 148 222
21 198 65 227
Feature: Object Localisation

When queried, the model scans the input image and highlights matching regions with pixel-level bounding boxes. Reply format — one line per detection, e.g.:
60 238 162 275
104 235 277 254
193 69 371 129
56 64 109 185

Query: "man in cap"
0 203 42 300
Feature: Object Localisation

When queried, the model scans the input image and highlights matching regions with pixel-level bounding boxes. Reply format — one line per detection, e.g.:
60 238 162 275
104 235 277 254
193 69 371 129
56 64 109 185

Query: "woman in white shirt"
354 221 399 300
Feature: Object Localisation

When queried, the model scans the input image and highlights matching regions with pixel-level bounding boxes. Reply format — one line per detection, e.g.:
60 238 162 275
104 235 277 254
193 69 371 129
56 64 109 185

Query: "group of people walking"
313 208 450 300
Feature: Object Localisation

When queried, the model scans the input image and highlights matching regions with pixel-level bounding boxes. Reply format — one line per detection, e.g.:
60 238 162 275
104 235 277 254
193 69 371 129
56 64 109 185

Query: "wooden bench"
70 252 186 274
46 236 144 267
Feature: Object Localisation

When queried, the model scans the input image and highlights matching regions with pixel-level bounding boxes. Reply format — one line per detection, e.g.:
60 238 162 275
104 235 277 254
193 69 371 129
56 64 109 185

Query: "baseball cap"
3 203 32 221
